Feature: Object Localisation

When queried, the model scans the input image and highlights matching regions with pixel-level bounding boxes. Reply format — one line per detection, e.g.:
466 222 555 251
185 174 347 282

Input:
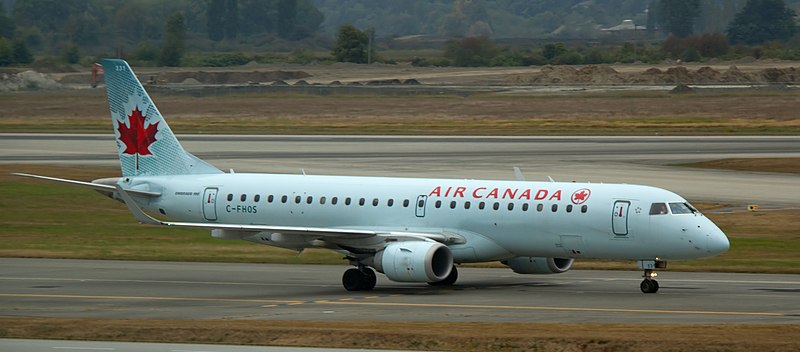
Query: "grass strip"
0 317 798 352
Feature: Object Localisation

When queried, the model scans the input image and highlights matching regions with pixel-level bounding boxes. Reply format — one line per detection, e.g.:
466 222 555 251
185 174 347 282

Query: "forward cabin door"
612 200 630 236
415 195 427 217
203 187 218 221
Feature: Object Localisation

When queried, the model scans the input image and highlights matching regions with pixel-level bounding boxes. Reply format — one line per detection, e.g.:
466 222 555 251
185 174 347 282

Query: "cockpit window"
669 202 697 214
649 203 668 215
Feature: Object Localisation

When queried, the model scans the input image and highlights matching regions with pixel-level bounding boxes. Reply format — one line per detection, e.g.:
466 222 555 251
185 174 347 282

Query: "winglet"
513 167 526 181
114 184 163 225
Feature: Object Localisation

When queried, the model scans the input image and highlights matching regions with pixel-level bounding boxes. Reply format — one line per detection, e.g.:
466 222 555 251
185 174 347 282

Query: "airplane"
15 59 730 294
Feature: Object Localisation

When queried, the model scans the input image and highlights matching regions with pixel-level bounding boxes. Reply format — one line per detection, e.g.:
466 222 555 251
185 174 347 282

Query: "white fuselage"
126 173 730 263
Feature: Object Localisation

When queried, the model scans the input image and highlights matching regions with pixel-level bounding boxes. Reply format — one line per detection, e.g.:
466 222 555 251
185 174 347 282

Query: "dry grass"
0 317 797 352
1 91 799 134
681 158 800 174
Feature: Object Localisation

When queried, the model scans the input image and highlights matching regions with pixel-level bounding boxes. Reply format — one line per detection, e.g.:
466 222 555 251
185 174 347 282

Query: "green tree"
658 0 701 37
11 39 33 64
0 37 12 66
0 11 14 39
207 0 225 41
63 43 80 64
444 36 498 67
277 0 297 39
160 13 186 67
542 43 567 60
727 0 798 44
224 0 239 39
332 24 368 63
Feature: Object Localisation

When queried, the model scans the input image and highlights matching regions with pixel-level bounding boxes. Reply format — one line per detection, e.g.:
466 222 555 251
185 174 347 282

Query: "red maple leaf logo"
117 106 158 156
571 188 591 204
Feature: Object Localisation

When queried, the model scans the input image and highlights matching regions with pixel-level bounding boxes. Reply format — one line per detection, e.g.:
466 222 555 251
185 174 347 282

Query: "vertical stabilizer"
102 59 221 176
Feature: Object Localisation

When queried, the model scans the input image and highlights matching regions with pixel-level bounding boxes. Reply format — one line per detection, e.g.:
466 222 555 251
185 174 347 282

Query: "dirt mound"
509 65 800 85
156 70 310 84
0 71 63 92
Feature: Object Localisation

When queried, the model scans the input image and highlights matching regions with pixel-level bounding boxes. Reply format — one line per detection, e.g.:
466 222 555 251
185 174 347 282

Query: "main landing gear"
342 266 376 291
427 265 458 286
638 259 666 294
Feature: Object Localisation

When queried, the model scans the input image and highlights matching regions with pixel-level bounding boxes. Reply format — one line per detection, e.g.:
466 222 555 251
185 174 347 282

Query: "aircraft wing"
115 184 462 244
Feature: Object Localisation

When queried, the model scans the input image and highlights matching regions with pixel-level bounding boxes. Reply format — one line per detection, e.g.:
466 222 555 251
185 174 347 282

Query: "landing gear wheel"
342 267 377 291
428 265 458 286
640 278 659 293
362 267 377 291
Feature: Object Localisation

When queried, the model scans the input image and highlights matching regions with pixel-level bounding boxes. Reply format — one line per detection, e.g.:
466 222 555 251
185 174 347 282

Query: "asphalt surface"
1 258 798 324
0 339 410 352
3 134 800 206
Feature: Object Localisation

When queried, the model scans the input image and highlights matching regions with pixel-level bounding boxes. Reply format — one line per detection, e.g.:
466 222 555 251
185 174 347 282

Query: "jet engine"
371 241 453 282
502 256 573 274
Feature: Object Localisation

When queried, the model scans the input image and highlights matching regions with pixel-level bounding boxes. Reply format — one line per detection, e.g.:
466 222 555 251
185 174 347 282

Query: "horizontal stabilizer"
14 173 160 197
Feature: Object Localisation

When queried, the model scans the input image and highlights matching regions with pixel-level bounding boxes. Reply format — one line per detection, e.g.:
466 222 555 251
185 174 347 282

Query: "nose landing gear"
640 269 659 293
637 259 666 294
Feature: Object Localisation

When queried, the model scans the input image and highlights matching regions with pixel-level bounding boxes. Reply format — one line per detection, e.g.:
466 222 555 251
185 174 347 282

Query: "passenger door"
202 187 218 221
612 200 630 236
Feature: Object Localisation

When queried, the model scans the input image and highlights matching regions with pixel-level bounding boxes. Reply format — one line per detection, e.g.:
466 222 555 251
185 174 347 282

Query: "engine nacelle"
502 257 574 274
372 241 453 282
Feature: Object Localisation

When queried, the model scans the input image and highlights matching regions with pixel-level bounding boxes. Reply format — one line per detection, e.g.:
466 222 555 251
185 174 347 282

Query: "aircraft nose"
707 229 730 255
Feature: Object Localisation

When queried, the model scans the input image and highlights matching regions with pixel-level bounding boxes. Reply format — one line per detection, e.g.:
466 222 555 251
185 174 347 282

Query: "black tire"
362 267 377 291
428 265 458 286
640 279 658 293
342 268 365 291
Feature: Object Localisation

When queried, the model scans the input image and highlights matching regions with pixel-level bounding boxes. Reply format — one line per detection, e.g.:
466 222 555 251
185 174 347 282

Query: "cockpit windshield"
650 202 699 215
649 203 668 215
669 202 698 214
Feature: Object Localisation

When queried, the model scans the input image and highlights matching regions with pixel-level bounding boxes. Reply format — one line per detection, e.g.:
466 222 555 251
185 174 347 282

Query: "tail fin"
102 59 221 177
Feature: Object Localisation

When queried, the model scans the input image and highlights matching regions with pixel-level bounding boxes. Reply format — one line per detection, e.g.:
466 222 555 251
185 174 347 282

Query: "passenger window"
227 194 233 201
566 204 573 213
372 198 379 206
240 194 247 202
295 196 301 204
345 197 352 205
359 198 365 206
537 204 543 212
493 202 499 210
435 200 442 208
649 203 668 215
281 195 288 203
507 203 514 211
551 204 558 212
403 199 409 207
307 196 313 204
479 202 485 210
464 201 471 209
450 201 456 209
331 197 338 205
254 195 260 202
522 203 529 211
320 196 326 204
581 205 588 213
267 195 274 203
418 199 424 207
387 199 394 207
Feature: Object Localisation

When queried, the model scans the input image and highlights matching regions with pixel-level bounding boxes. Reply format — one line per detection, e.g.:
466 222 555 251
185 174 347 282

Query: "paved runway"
1 258 798 324
3 134 800 206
